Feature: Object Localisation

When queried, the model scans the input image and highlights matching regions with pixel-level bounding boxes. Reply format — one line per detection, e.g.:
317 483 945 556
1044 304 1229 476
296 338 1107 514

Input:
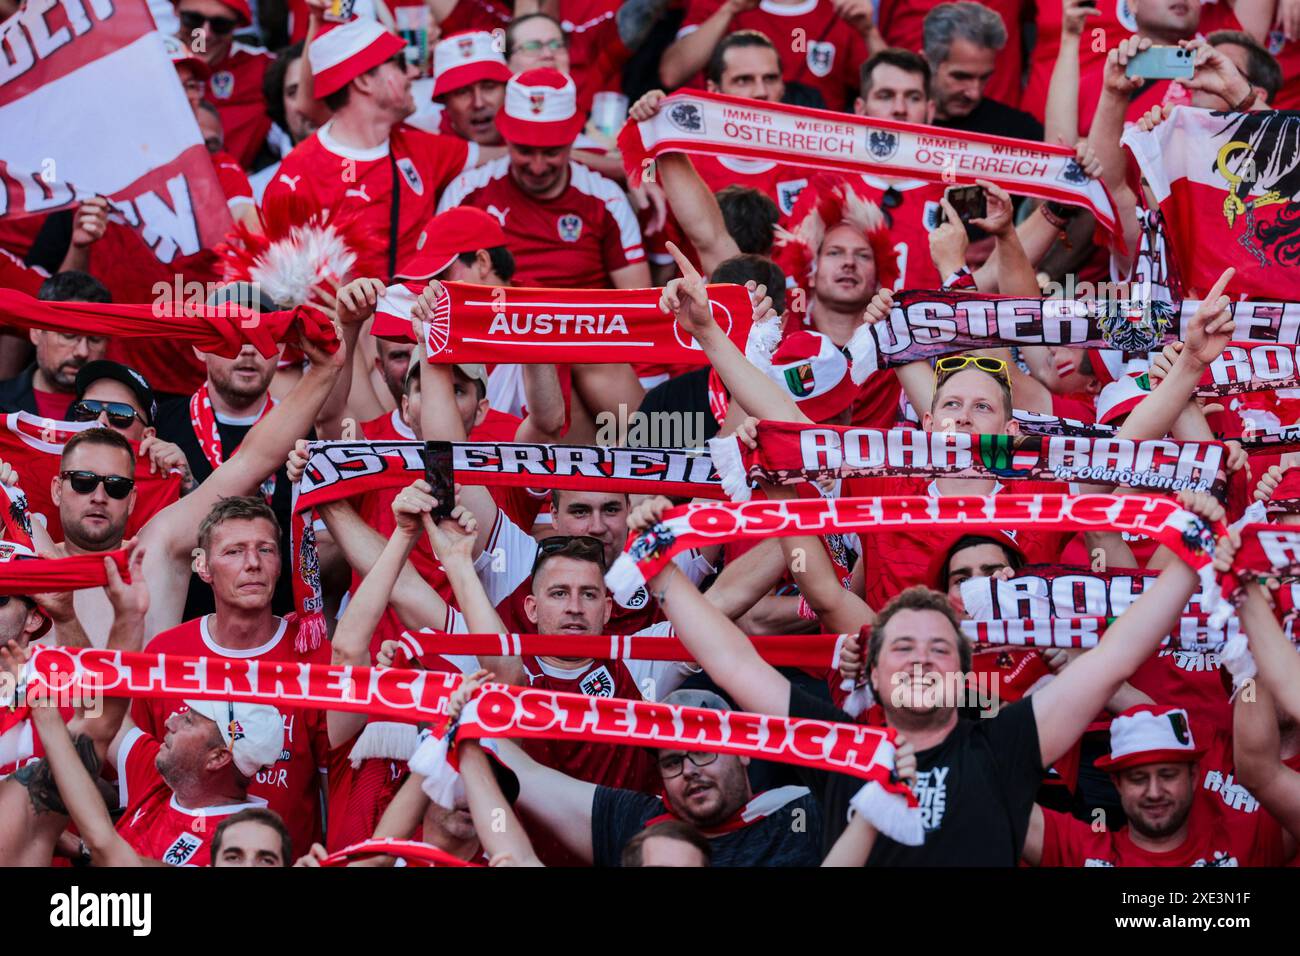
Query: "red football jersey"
850 175 945 293
437 157 644 286
213 150 255 210
877 0 1026 108
561 0 628 107
1039 797 1284 867
1267 28 1300 110
677 0 868 111
0 247 46 295
206 43 274 169
265 122 474 280
845 474 1071 611
132 616 330 856
692 154 811 219
115 728 268 866
323 729 409 852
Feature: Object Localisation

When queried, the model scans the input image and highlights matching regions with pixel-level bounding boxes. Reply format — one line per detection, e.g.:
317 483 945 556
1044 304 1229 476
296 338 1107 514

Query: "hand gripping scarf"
289 439 726 648
618 91 1121 236
0 290 339 361
606 494 1222 609
370 280 755 366
708 421 1227 501
21 645 923 845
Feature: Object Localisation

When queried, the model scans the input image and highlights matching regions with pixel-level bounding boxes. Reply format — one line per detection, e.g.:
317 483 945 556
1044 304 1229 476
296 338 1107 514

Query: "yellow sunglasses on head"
934 354 1011 387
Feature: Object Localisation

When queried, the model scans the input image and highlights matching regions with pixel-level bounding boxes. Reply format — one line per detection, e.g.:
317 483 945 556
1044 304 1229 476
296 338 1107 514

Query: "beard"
63 511 127 551
1127 798 1194 840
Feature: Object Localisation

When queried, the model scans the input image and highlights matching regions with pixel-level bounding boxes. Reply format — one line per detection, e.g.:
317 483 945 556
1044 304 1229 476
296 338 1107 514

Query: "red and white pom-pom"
217 196 375 307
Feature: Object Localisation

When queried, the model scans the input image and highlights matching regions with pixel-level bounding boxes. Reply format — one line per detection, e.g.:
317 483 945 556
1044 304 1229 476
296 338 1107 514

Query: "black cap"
74 360 158 425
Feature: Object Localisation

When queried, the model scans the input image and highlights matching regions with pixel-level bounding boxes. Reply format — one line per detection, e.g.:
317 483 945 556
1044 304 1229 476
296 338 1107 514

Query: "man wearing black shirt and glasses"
626 490 1233 865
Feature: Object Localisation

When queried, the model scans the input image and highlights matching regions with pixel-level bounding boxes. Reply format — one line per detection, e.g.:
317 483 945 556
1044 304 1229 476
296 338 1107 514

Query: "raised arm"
513 362 567 445
634 497 793 716
1240 581 1300 721
1044 0 1097 144
658 0 751 88
1031 491 1226 767
460 739 543 866
1232 674 1300 855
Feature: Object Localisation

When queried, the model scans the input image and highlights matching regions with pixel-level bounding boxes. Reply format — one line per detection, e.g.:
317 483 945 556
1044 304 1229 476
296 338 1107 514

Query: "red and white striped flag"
1123 106 1300 301
0 0 231 262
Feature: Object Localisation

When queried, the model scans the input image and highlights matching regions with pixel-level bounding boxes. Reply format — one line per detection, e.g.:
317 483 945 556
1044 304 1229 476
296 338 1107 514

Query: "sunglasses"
934 354 1011 388
531 534 606 575
60 470 135 499
879 186 902 228
179 10 238 34
69 400 141 429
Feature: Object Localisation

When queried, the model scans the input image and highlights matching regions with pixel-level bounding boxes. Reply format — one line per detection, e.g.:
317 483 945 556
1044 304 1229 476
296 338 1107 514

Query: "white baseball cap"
184 700 285 778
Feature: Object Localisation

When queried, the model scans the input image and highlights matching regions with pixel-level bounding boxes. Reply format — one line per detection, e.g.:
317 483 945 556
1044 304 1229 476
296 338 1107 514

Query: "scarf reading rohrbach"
708 421 1227 501
606 494 1221 607
0 289 339 360
617 90 1121 236
370 279 755 366
288 439 726 648
23 645 922 844
1199 343 1300 397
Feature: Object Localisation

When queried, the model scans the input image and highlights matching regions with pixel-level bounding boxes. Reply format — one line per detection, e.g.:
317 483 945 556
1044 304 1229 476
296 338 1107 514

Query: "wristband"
1230 88 1257 112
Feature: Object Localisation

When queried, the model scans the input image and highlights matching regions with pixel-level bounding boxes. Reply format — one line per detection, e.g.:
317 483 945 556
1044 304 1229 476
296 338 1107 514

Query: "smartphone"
422 441 456 520
1078 0 1098 8
1125 45 1195 80
944 185 989 241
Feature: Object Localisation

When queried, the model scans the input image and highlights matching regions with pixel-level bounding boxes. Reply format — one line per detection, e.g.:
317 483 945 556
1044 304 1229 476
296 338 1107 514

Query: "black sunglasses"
60 470 135 499
69 400 141 429
879 186 902 228
179 10 238 34
531 534 606 575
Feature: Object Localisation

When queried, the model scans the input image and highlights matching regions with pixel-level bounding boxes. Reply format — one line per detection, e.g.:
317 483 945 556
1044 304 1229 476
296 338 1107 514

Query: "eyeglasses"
934 355 1011 388
179 11 238 34
879 186 902 228
530 534 606 575
515 38 565 54
69 400 141 429
59 471 135 499
658 751 719 778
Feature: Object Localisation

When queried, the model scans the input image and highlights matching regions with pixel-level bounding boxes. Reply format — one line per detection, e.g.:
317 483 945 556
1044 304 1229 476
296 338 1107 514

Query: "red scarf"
710 421 1226 501
607 494 1223 607
618 90 1122 236
642 786 810 837
188 384 276 470
0 549 129 595
371 280 754 365
1199 343 1300 397
25 645 917 834
0 290 338 361
318 839 482 868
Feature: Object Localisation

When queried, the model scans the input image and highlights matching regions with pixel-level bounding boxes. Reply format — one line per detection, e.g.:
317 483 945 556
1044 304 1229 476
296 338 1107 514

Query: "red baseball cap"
395 207 508 281
432 31 511 98
494 68 585 148
1094 705 1208 773
309 17 407 100
162 34 211 80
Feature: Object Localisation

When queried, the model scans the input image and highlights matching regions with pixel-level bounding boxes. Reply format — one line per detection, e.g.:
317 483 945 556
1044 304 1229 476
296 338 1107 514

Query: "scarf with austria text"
371 280 756 366
707 421 1227 501
0 290 340 361
617 91 1122 236
606 494 1223 608
288 439 727 651
17 645 923 845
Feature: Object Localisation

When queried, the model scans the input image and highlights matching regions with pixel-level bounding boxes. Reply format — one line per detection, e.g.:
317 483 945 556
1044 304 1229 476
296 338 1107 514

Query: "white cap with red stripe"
494 68 585 147
309 17 407 99
432 31 511 98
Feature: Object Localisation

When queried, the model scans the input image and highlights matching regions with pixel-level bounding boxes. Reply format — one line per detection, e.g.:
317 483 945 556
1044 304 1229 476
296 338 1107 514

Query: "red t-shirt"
213 150 255 209
850 175 945 293
845 474 1071 610
878 0 1026 108
1039 797 1284 867
0 247 46 295
132 616 330 856
677 0 868 111
562 0 629 109
206 43 274 169
437 157 644 287
1266 28 1300 110
115 727 268 866
32 388 73 422
265 122 474 280
1127 648 1231 741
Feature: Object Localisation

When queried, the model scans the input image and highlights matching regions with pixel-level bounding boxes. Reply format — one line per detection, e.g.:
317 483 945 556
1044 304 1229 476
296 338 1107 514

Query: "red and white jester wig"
775 173 899 295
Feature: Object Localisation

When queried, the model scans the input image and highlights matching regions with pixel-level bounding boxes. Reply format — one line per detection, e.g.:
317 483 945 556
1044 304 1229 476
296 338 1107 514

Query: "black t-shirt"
787 687 1043 866
934 98 1044 142
636 369 718 447
591 785 823 867
155 394 298 618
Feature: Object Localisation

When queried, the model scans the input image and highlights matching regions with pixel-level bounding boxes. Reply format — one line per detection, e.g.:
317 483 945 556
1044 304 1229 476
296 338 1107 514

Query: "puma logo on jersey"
345 185 372 201
277 173 301 191
486 205 509 226
131 807 146 827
